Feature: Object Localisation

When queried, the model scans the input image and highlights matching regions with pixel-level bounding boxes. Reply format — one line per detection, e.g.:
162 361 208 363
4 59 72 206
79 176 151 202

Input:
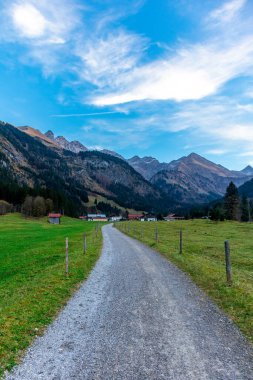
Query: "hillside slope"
0 122 165 214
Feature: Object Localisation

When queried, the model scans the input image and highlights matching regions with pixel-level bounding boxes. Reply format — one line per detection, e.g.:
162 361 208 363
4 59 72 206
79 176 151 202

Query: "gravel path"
6 224 253 380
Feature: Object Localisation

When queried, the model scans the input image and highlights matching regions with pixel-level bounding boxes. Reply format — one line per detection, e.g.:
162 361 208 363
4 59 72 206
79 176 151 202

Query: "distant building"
128 214 143 220
164 214 184 221
87 214 108 222
140 214 157 222
79 216 87 220
109 216 122 222
48 213 61 224
147 217 157 222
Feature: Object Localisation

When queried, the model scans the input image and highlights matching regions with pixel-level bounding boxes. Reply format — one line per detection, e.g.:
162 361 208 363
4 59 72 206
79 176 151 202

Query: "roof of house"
48 213 61 218
87 214 106 218
165 214 176 218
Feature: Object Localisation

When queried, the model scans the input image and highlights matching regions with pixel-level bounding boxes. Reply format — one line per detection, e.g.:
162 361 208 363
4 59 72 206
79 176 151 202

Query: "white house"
87 214 108 222
110 216 122 222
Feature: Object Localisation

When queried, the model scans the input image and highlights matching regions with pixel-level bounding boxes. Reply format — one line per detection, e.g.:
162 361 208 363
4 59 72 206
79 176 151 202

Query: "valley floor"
6 224 253 380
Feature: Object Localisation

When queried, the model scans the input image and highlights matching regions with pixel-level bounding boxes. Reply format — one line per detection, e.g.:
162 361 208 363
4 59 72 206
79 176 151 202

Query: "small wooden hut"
48 213 61 224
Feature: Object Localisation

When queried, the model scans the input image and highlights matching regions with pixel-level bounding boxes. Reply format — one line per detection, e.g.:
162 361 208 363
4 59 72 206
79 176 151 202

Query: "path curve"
6 224 253 380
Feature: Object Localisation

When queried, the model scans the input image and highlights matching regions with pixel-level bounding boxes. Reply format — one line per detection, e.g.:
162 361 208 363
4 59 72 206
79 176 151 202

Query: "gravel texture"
6 224 253 380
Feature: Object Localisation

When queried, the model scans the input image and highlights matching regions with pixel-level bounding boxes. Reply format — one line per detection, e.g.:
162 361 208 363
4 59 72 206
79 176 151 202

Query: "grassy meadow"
0 213 104 377
116 220 253 344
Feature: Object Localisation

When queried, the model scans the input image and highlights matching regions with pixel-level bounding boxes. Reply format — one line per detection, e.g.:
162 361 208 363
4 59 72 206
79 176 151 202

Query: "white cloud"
206 149 228 155
237 104 253 112
8 1 79 45
162 97 253 159
2 0 252 109
51 111 121 118
0 0 84 75
78 31 148 88
238 151 253 157
12 3 47 38
209 0 246 23
92 36 253 105
215 124 253 141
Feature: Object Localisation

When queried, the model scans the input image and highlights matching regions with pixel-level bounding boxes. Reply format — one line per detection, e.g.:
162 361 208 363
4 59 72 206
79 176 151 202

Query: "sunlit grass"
0 213 103 377
116 220 253 344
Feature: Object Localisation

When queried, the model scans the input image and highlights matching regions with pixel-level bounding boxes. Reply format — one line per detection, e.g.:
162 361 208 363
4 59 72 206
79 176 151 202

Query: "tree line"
210 182 252 221
21 196 54 217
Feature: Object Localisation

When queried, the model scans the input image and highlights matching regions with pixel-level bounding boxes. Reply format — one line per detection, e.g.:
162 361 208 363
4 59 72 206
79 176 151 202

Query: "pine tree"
210 205 225 221
241 195 250 222
224 182 240 220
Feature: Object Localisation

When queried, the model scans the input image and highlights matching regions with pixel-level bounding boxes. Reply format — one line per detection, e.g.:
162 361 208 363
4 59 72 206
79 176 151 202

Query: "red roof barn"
48 213 61 224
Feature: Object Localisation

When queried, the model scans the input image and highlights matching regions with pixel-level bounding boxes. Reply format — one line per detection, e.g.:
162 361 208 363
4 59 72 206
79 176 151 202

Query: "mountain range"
1 121 253 214
0 122 165 215
129 153 253 205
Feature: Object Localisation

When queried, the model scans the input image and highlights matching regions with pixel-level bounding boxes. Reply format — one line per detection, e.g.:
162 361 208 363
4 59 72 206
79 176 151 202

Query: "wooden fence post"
179 229 182 254
155 226 158 243
65 237 69 276
224 240 232 285
83 233 86 254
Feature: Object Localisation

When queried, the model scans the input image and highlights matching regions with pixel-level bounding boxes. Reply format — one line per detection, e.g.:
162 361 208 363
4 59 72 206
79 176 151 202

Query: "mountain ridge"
1 122 166 215
3 123 253 210
128 153 253 206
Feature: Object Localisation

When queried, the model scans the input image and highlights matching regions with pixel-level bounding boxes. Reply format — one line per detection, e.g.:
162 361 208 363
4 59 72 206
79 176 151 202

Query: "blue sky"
1 0 253 169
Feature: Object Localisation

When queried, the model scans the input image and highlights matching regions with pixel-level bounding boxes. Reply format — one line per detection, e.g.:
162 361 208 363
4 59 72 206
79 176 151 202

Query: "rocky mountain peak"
187 152 204 161
45 130 55 140
241 165 253 175
54 136 87 153
128 155 167 180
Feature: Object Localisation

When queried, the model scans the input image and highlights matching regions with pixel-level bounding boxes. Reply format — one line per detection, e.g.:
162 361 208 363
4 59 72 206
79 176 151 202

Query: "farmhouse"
140 214 157 222
128 214 143 220
109 216 122 222
48 213 61 224
87 214 108 222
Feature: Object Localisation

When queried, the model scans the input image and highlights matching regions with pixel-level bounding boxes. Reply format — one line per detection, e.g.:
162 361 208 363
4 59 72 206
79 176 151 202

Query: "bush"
0 200 12 215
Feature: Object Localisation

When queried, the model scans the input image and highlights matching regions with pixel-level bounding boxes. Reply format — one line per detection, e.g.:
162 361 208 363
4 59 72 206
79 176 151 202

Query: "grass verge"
116 220 253 344
0 213 104 377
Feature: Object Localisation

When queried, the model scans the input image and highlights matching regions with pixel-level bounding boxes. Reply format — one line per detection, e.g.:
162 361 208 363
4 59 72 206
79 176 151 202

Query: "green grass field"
0 213 104 377
116 220 253 344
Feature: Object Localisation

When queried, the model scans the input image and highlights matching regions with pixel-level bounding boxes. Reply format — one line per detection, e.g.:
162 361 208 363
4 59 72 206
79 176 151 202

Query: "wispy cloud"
238 151 253 157
77 31 148 88
2 0 253 165
209 0 246 24
206 149 228 155
51 111 122 118
2 0 252 108
92 35 253 105
166 97 253 157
